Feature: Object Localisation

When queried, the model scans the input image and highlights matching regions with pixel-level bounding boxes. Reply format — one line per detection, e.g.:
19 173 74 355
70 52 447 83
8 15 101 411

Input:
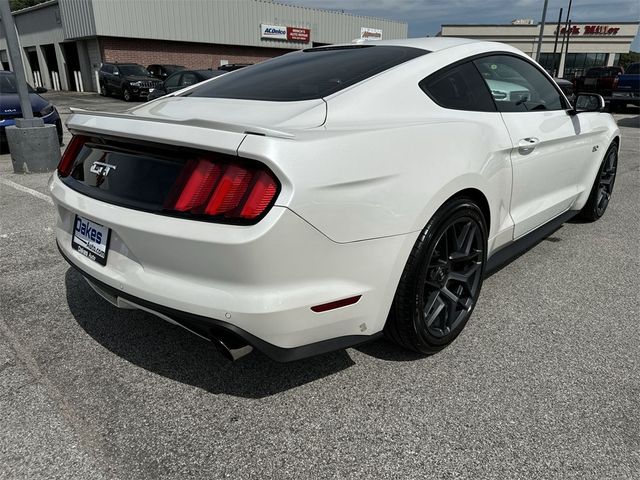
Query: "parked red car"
574 66 624 98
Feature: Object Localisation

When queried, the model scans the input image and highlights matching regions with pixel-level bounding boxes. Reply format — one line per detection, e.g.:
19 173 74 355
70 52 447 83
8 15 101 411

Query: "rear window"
187 45 428 101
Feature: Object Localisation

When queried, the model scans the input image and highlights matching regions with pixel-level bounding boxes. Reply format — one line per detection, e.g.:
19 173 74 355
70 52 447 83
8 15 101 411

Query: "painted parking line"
0 177 54 205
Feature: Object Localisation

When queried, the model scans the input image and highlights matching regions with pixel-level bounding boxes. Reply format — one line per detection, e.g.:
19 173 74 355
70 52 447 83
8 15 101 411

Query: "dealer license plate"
71 215 111 266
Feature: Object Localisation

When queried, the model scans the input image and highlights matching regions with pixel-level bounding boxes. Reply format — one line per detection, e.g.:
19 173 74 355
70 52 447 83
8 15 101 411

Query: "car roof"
350 37 482 52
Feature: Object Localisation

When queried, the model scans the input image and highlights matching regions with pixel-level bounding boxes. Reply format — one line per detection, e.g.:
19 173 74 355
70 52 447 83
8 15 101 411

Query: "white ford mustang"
51 38 619 362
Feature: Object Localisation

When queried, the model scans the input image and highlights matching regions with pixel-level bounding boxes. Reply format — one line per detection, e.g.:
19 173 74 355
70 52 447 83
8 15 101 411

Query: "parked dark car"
98 63 162 101
574 66 623 97
0 71 62 149
147 69 227 101
147 64 186 80
610 62 640 112
218 63 252 72
554 77 575 104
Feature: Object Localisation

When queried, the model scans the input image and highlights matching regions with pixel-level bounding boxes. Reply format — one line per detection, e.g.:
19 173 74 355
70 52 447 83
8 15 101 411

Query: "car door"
474 54 593 238
110 65 121 92
164 72 182 94
101 65 112 89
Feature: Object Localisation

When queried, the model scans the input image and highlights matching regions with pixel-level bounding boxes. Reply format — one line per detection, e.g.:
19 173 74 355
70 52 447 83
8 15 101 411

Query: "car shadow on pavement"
354 340 426 362
64 268 355 398
616 116 639 128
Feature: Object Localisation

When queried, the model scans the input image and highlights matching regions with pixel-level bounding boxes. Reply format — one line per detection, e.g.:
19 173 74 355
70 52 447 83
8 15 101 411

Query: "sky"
285 0 640 51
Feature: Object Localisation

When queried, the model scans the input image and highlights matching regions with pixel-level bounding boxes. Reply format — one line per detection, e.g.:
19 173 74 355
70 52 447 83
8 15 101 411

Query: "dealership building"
0 0 406 92
440 20 639 78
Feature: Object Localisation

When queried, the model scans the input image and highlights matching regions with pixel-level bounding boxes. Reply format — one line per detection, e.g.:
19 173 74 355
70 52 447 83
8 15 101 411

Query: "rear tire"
577 142 618 222
99 82 108 96
385 197 487 354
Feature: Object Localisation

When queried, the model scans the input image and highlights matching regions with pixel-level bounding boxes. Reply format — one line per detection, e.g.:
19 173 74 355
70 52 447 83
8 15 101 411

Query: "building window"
563 53 607 79
612 53 621 66
539 53 561 76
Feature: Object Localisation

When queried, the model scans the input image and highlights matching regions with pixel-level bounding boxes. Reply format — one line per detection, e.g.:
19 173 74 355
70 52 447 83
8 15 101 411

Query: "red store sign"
287 27 310 42
556 25 621 36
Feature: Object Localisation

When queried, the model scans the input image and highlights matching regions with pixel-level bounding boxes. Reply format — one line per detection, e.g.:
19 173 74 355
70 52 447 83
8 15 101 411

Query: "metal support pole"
558 0 573 77
565 19 572 75
535 0 549 62
0 0 41 126
552 8 563 76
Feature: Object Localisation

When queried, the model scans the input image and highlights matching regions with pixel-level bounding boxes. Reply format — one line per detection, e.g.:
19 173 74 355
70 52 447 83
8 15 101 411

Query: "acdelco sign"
261 24 288 40
260 24 311 43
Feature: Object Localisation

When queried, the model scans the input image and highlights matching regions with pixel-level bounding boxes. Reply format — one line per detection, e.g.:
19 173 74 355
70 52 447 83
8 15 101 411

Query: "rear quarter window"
186 45 428 101
420 62 496 112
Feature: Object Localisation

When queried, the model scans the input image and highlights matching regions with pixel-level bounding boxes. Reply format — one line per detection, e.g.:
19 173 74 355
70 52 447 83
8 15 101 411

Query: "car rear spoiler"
67 107 296 140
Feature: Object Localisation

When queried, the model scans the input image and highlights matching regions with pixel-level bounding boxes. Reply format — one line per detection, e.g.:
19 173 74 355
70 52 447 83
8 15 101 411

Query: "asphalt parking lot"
1 92 639 479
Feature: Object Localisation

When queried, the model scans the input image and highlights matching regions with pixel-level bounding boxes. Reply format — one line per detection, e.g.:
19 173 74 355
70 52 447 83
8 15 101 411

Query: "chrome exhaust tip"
210 329 254 361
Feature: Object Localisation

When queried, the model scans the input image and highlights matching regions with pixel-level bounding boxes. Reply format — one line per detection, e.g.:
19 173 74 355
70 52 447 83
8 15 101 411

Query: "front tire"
122 87 133 102
385 197 487 354
577 142 618 222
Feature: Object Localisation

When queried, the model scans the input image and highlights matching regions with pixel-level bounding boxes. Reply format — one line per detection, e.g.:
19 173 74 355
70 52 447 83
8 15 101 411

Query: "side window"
419 61 496 112
473 55 565 112
164 73 181 88
180 72 198 87
101 65 112 74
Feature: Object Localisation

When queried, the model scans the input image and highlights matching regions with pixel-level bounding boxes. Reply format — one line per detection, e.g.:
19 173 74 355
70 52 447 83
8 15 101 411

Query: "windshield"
0 74 35 94
118 65 151 77
188 45 428 101
626 63 640 74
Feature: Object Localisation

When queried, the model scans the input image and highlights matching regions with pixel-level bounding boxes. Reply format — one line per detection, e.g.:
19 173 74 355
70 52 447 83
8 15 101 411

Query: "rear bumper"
50 173 415 358
611 91 640 105
57 243 381 362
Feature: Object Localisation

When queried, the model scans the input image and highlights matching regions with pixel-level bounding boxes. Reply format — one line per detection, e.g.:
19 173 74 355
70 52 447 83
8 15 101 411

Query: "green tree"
9 0 48 11
618 51 640 69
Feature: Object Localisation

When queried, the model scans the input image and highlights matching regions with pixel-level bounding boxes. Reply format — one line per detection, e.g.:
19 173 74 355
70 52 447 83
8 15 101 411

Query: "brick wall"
99 37 292 69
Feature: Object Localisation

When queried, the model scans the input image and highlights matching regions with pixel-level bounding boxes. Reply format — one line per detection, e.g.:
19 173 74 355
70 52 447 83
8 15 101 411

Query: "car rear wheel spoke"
421 216 484 339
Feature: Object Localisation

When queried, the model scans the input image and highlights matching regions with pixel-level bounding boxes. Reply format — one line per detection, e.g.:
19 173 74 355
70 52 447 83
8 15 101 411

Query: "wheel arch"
574 134 620 210
446 188 491 234
412 174 496 240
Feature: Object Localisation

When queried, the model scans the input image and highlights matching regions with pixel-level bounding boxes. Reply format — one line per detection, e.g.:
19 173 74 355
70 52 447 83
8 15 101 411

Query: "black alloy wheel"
595 146 618 217
99 82 108 96
123 87 132 102
386 198 487 354
421 218 484 339
578 142 618 222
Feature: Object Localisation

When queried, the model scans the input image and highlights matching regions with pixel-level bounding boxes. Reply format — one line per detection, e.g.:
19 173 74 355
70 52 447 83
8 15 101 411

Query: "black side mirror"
569 93 605 115
36 86 47 93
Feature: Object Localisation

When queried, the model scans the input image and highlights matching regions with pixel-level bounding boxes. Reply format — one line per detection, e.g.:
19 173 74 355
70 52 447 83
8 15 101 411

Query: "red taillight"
164 156 279 222
172 159 222 212
58 135 87 177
